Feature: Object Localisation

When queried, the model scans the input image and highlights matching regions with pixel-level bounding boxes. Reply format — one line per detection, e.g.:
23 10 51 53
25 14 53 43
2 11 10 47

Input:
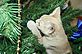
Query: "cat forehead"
39 15 59 22
40 15 53 18
40 15 55 20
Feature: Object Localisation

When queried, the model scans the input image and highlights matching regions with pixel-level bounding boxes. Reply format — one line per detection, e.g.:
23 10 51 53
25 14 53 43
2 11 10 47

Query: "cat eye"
50 27 53 30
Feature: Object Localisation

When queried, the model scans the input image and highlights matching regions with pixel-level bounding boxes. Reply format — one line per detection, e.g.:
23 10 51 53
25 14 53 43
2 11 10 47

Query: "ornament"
70 17 82 42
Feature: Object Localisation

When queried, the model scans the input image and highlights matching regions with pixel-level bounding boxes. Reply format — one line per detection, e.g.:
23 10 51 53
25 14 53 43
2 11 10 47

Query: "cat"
27 7 72 54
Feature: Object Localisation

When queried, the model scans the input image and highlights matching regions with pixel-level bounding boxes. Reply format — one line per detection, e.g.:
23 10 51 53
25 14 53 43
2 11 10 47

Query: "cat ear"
50 7 60 18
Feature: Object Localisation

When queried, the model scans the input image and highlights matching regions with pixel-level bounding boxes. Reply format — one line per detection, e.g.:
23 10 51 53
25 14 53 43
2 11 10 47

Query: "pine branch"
0 3 21 44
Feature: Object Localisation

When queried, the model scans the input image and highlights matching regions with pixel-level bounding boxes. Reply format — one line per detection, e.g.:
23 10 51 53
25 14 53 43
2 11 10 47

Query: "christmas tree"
0 0 82 54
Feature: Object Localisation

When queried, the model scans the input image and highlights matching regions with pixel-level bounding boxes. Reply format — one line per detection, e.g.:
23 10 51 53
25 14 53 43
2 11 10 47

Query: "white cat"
27 7 72 54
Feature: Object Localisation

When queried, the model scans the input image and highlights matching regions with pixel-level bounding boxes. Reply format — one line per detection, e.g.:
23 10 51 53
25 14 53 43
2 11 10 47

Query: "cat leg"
27 20 43 43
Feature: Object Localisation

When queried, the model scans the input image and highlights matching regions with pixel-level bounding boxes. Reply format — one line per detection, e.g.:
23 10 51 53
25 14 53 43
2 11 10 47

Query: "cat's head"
36 7 64 36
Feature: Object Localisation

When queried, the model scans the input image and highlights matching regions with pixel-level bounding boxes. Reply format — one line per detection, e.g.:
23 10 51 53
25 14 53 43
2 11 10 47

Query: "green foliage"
2 0 10 3
74 38 82 43
0 0 10 5
0 2 21 54
22 0 66 20
0 3 21 43
21 34 47 54
71 42 82 54
0 42 17 54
